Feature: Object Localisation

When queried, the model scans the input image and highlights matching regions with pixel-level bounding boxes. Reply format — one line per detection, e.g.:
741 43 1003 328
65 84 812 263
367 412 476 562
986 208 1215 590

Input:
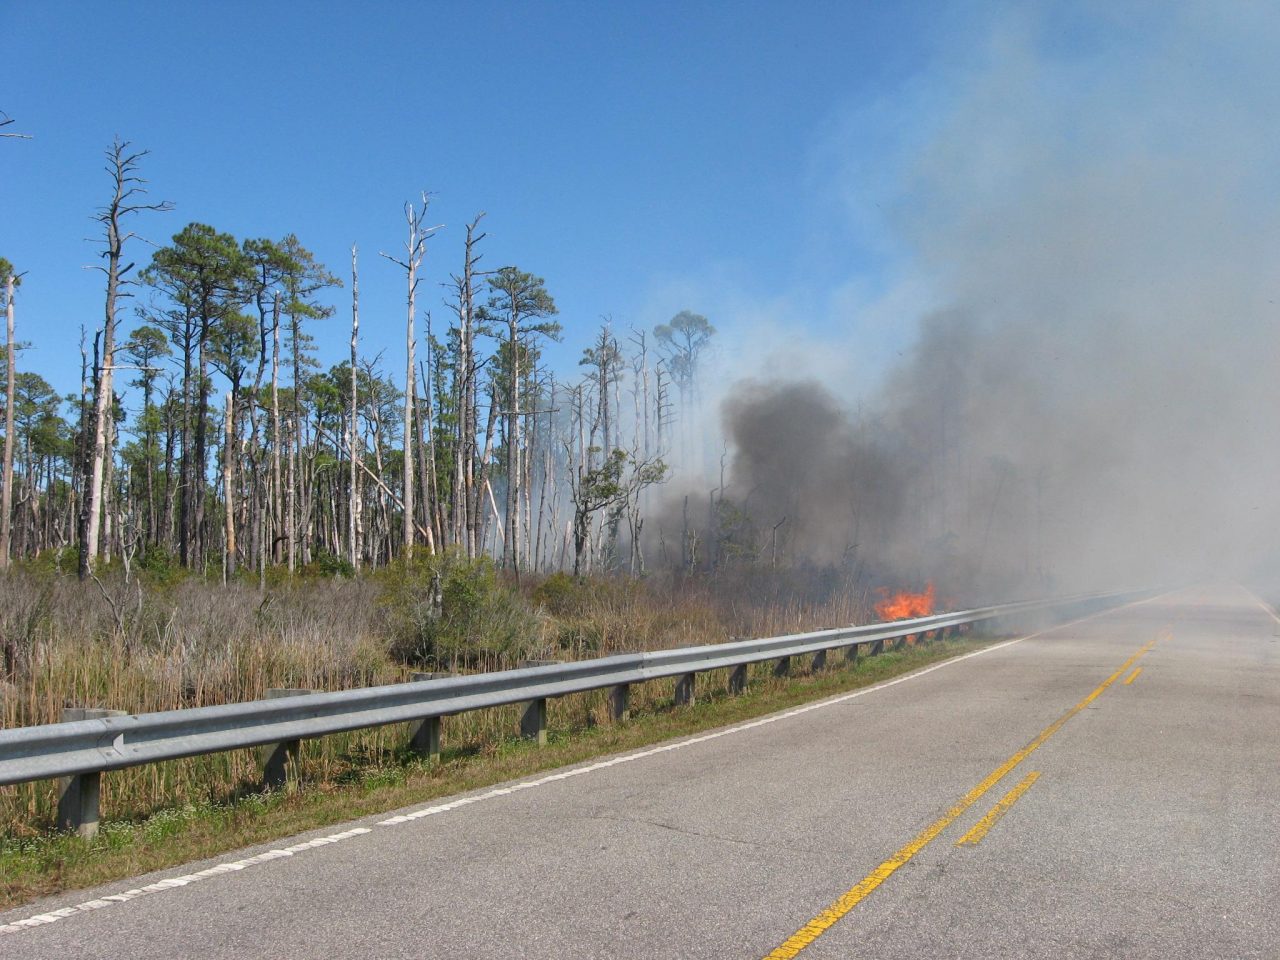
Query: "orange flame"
874 582 936 622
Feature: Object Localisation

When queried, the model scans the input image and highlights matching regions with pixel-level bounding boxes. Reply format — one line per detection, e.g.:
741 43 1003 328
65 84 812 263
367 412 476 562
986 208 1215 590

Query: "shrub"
530 571 590 616
379 552 545 669
136 545 187 587
305 550 356 579
16 546 75 578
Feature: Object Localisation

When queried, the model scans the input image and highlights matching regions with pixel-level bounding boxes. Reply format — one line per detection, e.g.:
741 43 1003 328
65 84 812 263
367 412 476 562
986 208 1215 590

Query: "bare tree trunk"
534 377 556 573
449 215 485 558
80 197 119 578
143 385 157 550
223 391 236 582
413 384 436 554
366 380 389 564
79 141 171 578
0 275 15 568
349 245 361 570
474 381 500 554
161 383 176 552
193 325 212 576
403 279 416 560
484 479 504 555
102 413 116 561
381 195 437 560
175 327 194 565
258 443 268 592
289 303 310 568
506 314 520 573
267 299 282 568
639 332 650 457
80 344 114 580
423 325 442 552
523 408 533 571
287 412 297 572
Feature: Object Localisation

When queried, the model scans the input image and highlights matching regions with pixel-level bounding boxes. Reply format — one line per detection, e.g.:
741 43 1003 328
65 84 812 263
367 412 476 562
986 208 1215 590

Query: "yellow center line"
955 771 1041 846
1123 666 1142 685
762 637 1157 960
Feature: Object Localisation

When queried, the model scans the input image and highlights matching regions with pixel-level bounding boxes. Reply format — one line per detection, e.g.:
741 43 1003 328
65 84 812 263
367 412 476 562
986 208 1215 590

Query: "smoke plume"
673 6 1280 600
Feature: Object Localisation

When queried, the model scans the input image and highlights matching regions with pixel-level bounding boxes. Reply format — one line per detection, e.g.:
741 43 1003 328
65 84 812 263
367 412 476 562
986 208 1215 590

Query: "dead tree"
381 194 439 559
0 266 18 568
628 329 652 458
580 323 623 464
79 140 171 580
349 244 361 569
447 214 487 557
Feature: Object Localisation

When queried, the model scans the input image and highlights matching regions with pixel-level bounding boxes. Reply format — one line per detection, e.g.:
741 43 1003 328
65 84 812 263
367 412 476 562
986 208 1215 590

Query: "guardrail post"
773 656 791 678
675 672 696 706
871 638 885 655
517 660 560 746
846 643 862 666
811 649 828 672
262 688 311 789
520 698 548 744
410 716 442 762
609 683 630 722
729 663 748 695
57 707 126 838
408 672 451 763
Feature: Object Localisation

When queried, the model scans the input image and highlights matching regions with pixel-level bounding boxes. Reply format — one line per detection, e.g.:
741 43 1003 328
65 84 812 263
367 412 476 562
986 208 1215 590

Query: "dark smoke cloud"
720 380 904 571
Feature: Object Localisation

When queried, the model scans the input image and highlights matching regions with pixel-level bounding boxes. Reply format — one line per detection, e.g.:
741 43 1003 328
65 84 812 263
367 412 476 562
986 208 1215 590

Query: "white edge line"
1 592 1162 937
1240 583 1280 626
0 827 373 935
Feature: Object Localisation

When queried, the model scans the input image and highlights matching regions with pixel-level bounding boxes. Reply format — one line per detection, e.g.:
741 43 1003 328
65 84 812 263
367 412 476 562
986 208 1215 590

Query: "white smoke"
655 4 1280 599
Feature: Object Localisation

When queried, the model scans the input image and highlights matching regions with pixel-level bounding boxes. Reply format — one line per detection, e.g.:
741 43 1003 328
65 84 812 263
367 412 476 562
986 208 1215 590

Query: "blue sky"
1 0 990 398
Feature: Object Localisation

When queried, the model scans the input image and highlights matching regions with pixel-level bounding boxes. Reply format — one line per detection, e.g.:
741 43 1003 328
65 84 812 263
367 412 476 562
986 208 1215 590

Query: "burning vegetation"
874 583 936 622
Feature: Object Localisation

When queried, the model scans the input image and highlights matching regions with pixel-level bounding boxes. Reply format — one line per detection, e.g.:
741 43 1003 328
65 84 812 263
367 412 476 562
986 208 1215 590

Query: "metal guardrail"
0 589 1142 833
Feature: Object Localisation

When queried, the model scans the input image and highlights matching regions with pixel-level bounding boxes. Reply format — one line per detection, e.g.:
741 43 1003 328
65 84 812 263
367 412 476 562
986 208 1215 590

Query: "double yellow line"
763 637 1157 959
955 770 1041 846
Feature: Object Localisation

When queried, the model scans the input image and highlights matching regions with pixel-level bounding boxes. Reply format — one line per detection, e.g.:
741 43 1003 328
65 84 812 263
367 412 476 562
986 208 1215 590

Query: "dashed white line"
0 828 371 935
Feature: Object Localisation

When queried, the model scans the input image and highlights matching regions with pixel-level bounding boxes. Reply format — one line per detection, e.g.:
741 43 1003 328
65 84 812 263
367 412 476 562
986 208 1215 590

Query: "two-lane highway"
3 585 1276 958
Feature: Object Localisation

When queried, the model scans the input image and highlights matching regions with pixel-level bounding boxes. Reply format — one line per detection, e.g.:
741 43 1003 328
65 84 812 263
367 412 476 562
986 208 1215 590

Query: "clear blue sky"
3 1 1011 397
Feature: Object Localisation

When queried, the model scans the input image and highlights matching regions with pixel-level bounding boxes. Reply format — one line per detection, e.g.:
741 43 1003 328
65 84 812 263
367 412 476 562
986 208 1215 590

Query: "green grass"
1 636 995 911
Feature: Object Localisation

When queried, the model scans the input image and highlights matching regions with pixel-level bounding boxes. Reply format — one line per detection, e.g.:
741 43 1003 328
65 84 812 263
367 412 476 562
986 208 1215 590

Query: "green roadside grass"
1 635 997 911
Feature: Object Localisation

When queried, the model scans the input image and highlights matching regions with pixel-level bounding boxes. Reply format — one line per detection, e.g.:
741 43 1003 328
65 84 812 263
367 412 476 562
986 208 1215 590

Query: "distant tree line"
0 134 721 582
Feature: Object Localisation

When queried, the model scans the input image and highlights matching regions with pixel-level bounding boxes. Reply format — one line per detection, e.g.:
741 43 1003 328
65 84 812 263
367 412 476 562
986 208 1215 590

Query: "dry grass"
1 570 403 832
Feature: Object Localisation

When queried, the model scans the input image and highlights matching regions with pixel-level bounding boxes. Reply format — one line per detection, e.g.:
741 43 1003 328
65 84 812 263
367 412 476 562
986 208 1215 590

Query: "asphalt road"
3 584 1277 958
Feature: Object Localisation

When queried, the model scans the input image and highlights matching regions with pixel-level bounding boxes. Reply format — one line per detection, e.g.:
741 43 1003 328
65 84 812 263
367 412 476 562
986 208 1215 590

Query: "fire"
874 582 936 622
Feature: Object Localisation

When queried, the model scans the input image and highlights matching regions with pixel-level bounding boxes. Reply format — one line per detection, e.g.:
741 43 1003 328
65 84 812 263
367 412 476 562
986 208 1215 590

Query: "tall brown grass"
0 559 874 835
